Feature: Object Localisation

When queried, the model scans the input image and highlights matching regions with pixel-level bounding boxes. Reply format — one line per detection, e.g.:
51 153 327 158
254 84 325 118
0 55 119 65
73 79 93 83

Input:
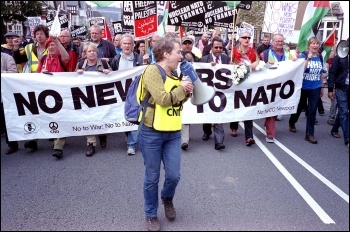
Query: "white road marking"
238 122 336 224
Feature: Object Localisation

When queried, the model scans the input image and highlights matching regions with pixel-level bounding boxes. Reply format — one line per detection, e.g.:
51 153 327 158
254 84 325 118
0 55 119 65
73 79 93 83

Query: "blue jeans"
289 88 321 136
126 130 138 149
138 125 182 218
333 86 349 143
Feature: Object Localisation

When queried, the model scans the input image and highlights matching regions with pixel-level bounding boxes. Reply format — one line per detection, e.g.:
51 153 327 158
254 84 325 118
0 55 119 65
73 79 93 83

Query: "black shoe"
6 146 18 155
86 143 95 157
202 133 211 141
52 149 63 159
181 143 188 150
215 143 225 150
99 135 107 148
24 140 38 151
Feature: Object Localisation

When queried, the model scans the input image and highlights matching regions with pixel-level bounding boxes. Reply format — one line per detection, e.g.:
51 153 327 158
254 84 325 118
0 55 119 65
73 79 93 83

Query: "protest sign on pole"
262 1 299 36
133 1 157 40
122 1 134 34
28 17 41 37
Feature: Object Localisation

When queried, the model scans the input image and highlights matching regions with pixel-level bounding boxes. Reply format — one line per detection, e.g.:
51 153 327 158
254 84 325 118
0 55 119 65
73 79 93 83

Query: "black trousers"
203 123 224 144
1 102 18 148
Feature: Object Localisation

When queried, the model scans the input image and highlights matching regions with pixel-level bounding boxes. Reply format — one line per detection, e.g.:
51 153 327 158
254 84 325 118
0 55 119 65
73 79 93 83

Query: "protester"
195 33 209 53
202 31 229 56
231 31 259 146
327 38 349 148
180 36 200 150
72 37 82 47
110 33 143 156
134 40 148 65
200 36 230 150
138 36 193 231
289 37 325 144
256 35 271 56
326 36 339 126
76 42 112 156
12 24 50 152
260 33 295 143
79 24 116 63
147 34 159 63
1 32 24 72
113 34 122 55
36 35 70 159
1 52 19 154
59 30 79 71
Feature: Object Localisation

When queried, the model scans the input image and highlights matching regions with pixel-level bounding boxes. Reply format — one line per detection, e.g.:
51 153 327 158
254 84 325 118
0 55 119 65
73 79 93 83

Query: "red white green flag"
322 27 337 62
297 1 330 52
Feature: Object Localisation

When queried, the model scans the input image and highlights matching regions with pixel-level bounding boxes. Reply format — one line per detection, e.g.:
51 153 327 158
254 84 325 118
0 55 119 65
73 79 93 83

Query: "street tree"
1 1 43 43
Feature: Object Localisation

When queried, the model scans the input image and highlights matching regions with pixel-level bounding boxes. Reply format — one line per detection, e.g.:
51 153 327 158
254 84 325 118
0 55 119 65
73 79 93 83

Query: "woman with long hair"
230 31 259 146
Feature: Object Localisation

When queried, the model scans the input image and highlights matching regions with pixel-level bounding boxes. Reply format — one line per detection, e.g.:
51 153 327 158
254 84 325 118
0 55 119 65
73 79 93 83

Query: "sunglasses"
214 46 223 49
241 36 251 40
183 41 192 45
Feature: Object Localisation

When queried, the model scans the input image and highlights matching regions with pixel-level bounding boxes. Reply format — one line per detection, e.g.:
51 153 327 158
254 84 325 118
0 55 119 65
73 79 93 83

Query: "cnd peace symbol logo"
49 122 59 133
197 22 203 28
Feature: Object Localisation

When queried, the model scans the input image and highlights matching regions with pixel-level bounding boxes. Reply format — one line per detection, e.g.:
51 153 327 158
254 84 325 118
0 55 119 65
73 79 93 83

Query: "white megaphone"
180 60 215 105
336 40 349 58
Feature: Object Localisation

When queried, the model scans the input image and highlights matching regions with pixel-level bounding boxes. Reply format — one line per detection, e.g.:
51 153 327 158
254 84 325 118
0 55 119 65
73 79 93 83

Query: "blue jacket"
328 54 349 92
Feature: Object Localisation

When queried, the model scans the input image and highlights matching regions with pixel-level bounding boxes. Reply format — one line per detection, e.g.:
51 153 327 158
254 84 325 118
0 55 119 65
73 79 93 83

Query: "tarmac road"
1 94 349 231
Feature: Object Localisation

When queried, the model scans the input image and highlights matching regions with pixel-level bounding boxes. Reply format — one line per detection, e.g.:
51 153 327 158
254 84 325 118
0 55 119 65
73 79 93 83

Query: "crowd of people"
1 24 349 231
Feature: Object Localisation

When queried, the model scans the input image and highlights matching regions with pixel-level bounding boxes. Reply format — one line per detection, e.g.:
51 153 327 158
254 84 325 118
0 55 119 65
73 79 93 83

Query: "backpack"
124 63 167 125
40 54 67 72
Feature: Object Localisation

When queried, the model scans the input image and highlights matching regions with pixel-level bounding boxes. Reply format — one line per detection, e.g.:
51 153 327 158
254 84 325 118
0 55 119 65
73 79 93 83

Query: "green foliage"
1 1 43 22
237 1 266 31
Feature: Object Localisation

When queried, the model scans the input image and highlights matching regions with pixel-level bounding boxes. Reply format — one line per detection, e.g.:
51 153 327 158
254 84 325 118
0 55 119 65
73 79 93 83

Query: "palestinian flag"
297 1 330 52
322 27 337 63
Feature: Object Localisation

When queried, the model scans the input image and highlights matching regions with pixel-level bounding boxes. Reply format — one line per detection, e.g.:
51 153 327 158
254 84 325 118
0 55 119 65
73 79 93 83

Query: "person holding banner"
138 36 193 231
231 31 259 146
180 36 201 151
12 24 50 152
76 42 112 156
260 33 295 143
1 52 19 154
289 37 325 144
110 33 142 156
200 36 230 150
36 35 70 159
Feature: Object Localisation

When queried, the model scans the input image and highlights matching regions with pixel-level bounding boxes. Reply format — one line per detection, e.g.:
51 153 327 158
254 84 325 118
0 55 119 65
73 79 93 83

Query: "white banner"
1 60 304 141
262 1 299 36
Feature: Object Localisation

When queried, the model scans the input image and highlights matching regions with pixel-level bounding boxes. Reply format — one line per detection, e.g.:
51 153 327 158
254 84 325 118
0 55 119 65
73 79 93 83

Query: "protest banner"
133 1 157 40
262 1 299 36
2 60 304 141
28 17 41 37
112 21 123 34
70 25 88 38
122 1 134 34
46 13 69 32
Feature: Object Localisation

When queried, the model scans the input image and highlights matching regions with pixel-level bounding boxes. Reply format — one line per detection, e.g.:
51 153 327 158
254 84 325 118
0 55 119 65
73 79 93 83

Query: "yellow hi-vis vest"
25 44 48 72
138 73 183 131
